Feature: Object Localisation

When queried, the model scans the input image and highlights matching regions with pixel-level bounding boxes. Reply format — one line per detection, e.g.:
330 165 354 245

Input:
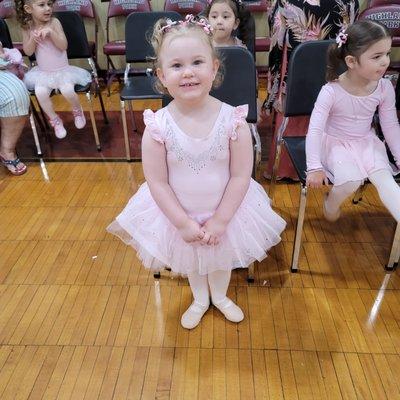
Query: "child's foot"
323 193 341 222
49 116 67 139
213 297 244 323
181 301 209 329
72 107 86 129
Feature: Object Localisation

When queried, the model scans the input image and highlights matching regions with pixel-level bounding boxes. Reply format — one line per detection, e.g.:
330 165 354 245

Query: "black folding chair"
159 46 260 281
29 11 108 155
269 40 400 272
120 11 182 160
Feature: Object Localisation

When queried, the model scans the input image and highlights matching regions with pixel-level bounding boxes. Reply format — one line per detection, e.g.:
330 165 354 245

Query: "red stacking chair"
103 0 152 94
243 0 270 76
359 3 400 71
163 0 207 16
53 0 99 69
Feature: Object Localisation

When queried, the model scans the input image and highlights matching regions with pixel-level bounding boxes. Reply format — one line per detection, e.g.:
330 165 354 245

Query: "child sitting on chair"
15 0 91 139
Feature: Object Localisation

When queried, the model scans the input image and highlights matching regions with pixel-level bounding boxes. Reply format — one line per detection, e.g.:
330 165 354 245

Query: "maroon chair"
103 0 152 94
0 0 24 54
244 0 270 77
368 0 400 6
163 0 206 15
359 4 400 70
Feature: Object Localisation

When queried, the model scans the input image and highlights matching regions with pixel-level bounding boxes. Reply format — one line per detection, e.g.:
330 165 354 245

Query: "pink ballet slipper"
49 115 67 139
72 107 86 129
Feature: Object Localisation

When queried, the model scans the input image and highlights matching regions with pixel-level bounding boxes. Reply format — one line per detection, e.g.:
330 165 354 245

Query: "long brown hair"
14 0 55 29
326 20 391 81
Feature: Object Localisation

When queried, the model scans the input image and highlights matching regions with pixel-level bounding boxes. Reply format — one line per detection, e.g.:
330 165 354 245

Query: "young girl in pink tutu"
15 0 91 139
306 20 400 223
107 15 286 329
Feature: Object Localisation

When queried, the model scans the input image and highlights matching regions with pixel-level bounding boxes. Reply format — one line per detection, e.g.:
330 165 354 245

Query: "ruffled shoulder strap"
228 104 248 140
143 109 165 144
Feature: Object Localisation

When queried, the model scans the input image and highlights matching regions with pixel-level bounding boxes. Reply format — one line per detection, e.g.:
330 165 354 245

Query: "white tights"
35 83 81 120
187 270 231 306
326 169 400 222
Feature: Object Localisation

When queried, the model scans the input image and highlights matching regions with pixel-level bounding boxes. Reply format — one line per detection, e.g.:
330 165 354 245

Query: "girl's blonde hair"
326 20 391 81
15 0 54 29
150 16 224 96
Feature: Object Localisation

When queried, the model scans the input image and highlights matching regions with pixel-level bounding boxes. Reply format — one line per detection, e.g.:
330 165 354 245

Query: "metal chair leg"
86 92 101 151
386 222 400 271
250 124 261 180
247 262 255 283
128 100 137 132
352 183 366 204
120 100 131 161
291 183 307 272
269 117 289 200
29 112 42 156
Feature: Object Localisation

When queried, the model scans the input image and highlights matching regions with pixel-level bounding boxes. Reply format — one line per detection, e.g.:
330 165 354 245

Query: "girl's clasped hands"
179 217 226 246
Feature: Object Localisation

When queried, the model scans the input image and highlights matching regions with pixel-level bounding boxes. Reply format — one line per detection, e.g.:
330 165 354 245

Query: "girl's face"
208 2 239 44
157 33 219 104
24 0 53 24
347 37 392 82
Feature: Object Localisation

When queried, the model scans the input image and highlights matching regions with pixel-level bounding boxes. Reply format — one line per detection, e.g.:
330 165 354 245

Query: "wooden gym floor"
0 89 399 399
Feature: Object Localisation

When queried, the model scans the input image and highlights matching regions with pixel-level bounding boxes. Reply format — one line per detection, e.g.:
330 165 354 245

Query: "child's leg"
35 85 67 138
59 83 86 129
208 270 244 322
181 270 210 329
35 85 57 119
369 169 400 222
325 180 363 217
58 83 81 109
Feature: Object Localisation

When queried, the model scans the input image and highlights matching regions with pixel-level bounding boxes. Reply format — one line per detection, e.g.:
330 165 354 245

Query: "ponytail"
326 43 343 81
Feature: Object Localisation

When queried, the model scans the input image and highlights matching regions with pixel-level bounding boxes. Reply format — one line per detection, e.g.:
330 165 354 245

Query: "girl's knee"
34 86 50 100
59 84 76 97
333 180 362 196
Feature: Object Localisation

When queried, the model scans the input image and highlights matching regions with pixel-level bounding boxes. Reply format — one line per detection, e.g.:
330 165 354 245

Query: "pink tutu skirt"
107 179 286 275
321 134 397 186
24 65 91 90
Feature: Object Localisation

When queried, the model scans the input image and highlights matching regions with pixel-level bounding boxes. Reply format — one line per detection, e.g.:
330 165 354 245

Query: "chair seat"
255 37 270 52
120 75 163 100
103 40 126 55
282 136 307 184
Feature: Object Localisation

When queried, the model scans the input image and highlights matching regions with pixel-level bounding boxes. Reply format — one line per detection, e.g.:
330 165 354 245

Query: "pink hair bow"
336 30 348 48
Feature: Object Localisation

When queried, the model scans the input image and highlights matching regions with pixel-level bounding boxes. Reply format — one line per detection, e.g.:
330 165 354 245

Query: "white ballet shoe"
323 193 341 222
213 297 244 323
181 301 209 329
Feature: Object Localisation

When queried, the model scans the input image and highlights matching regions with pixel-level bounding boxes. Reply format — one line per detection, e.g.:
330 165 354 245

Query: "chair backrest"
54 11 90 59
125 11 182 63
211 46 257 122
0 0 15 19
0 17 12 48
53 0 95 18
164 0 206 16
368 0 400 6
284 40 334 117
106 0 152 43
107 0 151 18
358 5 400 39
242 0 269 13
